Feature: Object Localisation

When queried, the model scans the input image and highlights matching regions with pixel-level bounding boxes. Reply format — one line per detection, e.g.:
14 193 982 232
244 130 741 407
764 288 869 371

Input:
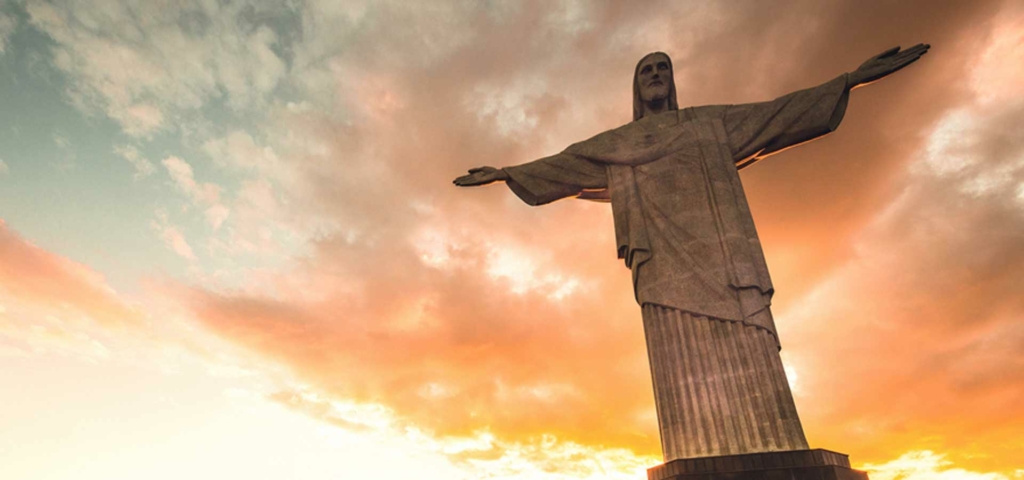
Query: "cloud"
150 210 197 262
0 12 14 54
24 0 291 137
202 130 285 176
265 388 656 480
122 103 165 137
161 155 230 230
0 158 8 176
161 226 196 261
267 390 386 434
113 145 155 179
183 235 649 448
0 220 138 329
864 450 1012 480
163 156 215 203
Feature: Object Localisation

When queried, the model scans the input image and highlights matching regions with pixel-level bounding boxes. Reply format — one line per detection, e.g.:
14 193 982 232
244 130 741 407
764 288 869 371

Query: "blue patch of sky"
0 5 189 293
0 4 227 293
0 1 342 294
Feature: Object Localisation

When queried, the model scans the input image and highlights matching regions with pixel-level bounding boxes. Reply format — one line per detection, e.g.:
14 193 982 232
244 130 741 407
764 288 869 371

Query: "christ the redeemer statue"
454 45 929 462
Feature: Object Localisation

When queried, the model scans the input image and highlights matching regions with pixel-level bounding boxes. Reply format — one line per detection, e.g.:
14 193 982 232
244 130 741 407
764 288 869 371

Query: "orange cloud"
0 220 138 328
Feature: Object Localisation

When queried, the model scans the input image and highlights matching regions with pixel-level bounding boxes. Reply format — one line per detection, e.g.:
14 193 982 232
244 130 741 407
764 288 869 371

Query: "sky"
0 0 1022 479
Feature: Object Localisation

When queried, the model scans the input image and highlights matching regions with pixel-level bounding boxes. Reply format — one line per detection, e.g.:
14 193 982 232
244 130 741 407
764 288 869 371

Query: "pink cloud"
0 220 138 327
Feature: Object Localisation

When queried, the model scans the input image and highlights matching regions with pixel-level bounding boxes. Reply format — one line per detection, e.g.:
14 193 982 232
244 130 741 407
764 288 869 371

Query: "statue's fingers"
459 173 487 186
898 44 929 58
898 44 930 60
893 55 922 71
891 50 921 64
876 46 901 59
891 46 928 64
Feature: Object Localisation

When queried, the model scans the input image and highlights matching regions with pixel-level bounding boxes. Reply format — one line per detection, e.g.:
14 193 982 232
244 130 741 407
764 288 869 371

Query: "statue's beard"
642 85 671 103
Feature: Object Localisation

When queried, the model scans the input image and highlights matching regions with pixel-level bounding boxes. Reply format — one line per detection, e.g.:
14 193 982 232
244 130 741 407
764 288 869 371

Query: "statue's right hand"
453 166 509 187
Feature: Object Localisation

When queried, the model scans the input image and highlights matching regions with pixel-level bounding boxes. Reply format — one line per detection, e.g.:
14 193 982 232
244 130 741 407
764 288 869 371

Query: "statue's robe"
502 74 850 460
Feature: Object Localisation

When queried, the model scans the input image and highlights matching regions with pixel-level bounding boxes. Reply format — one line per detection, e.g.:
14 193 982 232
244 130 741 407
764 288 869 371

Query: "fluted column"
642 304 808 461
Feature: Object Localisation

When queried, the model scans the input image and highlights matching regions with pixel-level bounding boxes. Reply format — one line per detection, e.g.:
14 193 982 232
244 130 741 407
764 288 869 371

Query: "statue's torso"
608 113 773 328
626 145 743 322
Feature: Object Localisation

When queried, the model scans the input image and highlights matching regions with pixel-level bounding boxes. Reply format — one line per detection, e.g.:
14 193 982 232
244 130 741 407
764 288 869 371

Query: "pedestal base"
648 449 869 480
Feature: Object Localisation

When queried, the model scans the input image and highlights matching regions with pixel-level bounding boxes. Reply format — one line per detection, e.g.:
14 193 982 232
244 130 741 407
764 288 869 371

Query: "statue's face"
637 53 673 103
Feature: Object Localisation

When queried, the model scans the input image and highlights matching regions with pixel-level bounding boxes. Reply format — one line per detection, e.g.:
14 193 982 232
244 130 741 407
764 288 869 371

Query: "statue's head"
633 52 678 121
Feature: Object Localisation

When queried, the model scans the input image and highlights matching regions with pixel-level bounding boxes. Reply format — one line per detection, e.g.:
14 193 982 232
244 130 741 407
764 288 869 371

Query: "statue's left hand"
453 166 510 187
849 43 930 89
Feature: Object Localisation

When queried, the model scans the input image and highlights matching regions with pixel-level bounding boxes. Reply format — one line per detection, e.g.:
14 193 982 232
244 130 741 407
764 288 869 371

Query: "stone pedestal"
648 449 869 480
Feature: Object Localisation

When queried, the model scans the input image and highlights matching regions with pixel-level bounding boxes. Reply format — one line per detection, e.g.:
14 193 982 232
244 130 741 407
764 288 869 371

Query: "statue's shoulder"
570 118 646 148
573 110 695 148
687 104 731 121
565 110 701 161
614 110 688 134
629 108 727 128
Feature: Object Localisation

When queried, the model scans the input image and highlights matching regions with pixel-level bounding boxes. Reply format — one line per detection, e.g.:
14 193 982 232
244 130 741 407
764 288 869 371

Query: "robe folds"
503 74 850 345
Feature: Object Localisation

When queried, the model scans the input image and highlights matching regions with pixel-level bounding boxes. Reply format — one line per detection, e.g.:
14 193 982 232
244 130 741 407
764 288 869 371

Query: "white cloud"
272 387 656 480
202 130 289 181
0 158 9 176
151 211 196 261
864 450 1010 480
163 156 201 198
25 0 289 137
0 12 15 54
199 127 337 261
468 76 547 137
914 102 1024 201
969 9 1024 106
484 241 584 301
161 155 230 229
113 145 155 179
204 205 230 230
0 302 114 362
163 228 196 261
122 103 165 137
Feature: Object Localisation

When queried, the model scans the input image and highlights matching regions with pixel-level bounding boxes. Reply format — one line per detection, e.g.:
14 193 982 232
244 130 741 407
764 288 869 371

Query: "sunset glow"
1 1 1022 479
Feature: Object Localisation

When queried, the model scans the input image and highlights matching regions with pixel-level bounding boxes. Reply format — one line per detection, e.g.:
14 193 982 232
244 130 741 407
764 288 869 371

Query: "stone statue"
454 45 929 463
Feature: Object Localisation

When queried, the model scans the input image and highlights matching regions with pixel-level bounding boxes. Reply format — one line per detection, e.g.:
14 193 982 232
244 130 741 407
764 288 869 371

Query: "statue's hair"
633 52 679 121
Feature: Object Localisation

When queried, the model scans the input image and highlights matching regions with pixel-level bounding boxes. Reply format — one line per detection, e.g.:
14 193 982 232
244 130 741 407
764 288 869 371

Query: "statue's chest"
630 145 715 216
633 140 704 185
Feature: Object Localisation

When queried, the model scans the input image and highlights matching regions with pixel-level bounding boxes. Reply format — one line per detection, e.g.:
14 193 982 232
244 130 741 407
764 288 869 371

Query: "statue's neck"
642 98 670 118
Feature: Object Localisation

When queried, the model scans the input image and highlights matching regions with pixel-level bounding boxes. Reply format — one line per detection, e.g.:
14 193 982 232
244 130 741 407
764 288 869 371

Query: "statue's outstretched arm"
712 43 929 168
453 153 607 206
